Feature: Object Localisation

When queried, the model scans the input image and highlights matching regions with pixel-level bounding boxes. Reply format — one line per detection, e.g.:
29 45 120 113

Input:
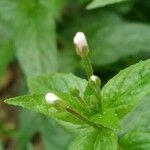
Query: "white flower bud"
74 32 87 50
45 93 59 104
73 32 89 57
45 92 68 110
90 75 98 82
89 75 101 87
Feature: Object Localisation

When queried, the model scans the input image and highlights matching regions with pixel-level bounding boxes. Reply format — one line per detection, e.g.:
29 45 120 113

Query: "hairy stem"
66 107 102 129
82 56 93 79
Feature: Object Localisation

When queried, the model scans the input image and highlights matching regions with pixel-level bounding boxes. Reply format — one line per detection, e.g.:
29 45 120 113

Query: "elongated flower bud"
45 93 67 110
73 32 89 57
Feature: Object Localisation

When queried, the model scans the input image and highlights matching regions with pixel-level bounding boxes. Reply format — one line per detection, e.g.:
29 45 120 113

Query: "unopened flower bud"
69 87 80 97
89 75 101 87
45 93 67 110
73 32 89 57
89 95 99 112
45 93 59 104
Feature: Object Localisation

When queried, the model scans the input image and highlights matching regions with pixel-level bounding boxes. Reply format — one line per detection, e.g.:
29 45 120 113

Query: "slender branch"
82 56 93 79
66 107 102 129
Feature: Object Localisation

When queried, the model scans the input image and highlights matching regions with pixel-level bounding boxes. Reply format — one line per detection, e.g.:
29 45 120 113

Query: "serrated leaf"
4 91 89 125
102 59 150 119
70 128 118 150
28 73 87 96
28 73 90 123
87 0 126 9
90 109 120 130
5 94 50 116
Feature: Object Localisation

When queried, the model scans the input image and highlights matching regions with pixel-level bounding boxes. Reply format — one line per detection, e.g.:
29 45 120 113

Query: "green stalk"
66 107 102 129
82 56 93 79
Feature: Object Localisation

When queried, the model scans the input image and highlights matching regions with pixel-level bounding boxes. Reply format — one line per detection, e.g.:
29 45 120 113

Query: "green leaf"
11 0 58 77
91 23 150 66
5 94 50 116
119 97 150 149
0 0 64 77
119 132 150 150
121 97 150 133
4 73 88 125
70 128 118 150
4 93 87 125
0 45 14 81
0 0 17 22
39 116 72 150
28 73 89 123
16 110 41 150
94 128 118 150
87 0 126 9
28 73 87 95
0 20 14 81
16 110 72 150
90 109 120 130
49 0 66 19
101 59 150 119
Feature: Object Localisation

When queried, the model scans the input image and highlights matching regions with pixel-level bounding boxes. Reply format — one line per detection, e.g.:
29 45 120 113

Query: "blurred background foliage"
0 0 150 149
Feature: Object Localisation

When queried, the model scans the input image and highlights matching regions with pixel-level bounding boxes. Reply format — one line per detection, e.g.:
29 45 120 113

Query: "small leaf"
90 109 120 130
87 0 126 9
70 128 118 150
102 59 150 119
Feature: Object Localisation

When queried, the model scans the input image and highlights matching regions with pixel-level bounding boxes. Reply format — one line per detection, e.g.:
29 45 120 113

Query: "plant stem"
82 56 93 79
77 95 87 106
66 107 102 129
95 91 102 112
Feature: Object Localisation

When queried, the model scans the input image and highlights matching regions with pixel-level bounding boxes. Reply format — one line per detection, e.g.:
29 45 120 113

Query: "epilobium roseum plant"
5 32 150 150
